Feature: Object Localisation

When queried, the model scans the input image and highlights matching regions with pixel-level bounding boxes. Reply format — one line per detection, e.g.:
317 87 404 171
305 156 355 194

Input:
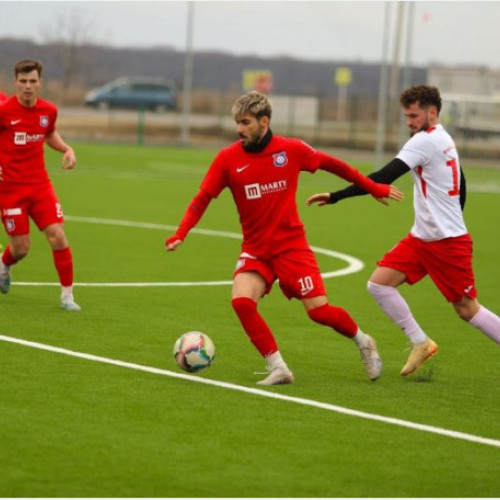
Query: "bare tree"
38 8 99 102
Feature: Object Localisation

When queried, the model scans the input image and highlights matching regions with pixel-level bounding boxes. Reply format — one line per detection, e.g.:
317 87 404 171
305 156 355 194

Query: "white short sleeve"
396 133 434 170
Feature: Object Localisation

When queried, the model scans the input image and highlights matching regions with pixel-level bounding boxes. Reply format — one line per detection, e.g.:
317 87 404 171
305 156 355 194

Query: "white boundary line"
1 333 499 450
13 215 364 287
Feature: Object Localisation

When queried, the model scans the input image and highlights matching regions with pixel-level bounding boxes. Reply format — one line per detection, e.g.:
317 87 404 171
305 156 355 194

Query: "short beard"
410 118 430 137
244 128 264 147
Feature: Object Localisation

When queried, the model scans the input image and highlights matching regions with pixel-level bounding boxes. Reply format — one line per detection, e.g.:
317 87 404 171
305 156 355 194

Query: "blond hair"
232 91 272 121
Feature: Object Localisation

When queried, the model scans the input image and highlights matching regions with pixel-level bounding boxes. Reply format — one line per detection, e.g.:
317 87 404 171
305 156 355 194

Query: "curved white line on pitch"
14 215 364 287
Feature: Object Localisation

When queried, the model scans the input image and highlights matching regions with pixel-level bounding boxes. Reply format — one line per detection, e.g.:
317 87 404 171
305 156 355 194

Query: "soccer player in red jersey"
0 59 81 311
308 85 500 376
166 91 403 385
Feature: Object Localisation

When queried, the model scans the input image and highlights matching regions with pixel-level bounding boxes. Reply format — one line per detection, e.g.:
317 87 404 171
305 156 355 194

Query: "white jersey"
396 124 467 241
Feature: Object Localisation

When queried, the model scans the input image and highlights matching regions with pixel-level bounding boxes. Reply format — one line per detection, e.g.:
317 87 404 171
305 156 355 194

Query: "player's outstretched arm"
310 157 409 206
306 193 330 206
307 185 403 207
373 184 404 206
165 189 213 252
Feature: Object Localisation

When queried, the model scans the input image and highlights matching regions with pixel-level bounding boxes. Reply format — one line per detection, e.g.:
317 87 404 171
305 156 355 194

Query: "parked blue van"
85 77 178 112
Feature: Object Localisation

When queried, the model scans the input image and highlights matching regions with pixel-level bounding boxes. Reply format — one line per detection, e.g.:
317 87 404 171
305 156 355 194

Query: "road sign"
335 67 352 87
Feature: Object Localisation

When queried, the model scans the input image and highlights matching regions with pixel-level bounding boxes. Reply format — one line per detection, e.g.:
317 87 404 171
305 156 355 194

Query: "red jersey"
0 92 8 102
201 135 322 258
0 96 57 184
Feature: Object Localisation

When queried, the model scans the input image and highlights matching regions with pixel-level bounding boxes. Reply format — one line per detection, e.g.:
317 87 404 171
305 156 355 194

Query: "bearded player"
165 91 403 385
308 85 500 376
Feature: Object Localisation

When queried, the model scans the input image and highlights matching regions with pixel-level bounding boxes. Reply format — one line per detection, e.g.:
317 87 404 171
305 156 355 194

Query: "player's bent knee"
454 305 474 322
453 298 479 322
47 234 68 250
12 242 30 260
43 224 68 248
13 247 29 260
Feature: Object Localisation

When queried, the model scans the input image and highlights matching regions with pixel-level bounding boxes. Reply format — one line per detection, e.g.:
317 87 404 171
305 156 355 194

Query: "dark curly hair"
400 85 441 114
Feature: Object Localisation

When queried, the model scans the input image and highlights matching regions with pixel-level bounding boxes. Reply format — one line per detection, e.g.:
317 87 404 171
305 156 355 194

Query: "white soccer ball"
173 331 215 373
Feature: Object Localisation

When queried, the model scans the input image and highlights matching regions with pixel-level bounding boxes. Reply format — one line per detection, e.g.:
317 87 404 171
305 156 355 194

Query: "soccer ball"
173 331 215 373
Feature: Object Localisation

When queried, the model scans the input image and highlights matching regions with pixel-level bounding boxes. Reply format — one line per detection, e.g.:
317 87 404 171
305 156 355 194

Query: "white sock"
469 306 500 345
352 328 370 348
61 285 74 303
265 351 289 371
367 281 428 344
0 259 9 274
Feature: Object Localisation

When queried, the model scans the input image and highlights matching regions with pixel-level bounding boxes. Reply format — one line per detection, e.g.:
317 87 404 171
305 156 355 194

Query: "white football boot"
257 365 294 386
61 293 82 312
358 334 382 381
0 261 11 294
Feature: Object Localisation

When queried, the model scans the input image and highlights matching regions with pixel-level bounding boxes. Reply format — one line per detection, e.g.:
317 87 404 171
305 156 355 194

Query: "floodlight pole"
387 2 405 134
398 1 415 146
181 1 195 147
374 2 392 169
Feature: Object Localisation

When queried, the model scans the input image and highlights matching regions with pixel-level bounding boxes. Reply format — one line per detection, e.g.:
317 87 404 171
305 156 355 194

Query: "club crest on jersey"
273 151 288 167
40 115 49 127
6 219 15 233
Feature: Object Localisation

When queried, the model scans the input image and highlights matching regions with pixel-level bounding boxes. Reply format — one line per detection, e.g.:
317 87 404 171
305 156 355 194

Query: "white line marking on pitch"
1 334 499 450
14 215 364 287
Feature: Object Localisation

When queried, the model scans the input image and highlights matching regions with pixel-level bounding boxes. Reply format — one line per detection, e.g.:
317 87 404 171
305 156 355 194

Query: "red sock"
52 247 74 287
308 303 358 338
232 297 278 357
2 245 17 266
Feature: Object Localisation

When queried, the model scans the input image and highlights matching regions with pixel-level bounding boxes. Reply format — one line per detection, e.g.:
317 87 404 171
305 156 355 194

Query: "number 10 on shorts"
299 276 314 295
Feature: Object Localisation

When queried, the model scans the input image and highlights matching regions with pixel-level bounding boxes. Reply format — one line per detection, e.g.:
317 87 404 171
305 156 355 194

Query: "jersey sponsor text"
14 132 44 145
244 180 287 200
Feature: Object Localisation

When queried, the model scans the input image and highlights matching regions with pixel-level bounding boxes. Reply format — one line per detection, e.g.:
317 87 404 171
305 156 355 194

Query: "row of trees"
0 9 427 107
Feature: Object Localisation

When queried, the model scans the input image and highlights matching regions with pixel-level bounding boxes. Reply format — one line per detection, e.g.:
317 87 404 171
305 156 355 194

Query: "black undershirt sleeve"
328 158 410 204
459 165 467 211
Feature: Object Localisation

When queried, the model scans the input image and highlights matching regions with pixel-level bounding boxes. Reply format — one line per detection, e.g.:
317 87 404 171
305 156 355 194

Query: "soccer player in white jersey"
307 85 500 376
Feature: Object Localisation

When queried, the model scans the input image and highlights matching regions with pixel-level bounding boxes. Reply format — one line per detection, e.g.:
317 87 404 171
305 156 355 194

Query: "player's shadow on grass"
410 363 437 383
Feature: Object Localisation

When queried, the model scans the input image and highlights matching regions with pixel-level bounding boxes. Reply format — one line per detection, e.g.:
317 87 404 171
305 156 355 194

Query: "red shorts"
377 233 477 303
233 248 327 300
0 181 64 235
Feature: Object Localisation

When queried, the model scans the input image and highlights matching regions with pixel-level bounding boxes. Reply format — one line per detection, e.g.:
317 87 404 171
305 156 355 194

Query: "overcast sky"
1 1 499 69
